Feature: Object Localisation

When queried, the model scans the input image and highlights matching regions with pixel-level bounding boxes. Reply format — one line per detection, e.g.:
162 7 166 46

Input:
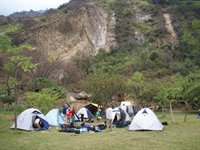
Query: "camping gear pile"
59 121 106 134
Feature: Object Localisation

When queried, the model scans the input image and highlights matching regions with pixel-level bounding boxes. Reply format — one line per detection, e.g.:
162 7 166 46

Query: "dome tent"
77 107 94 119
129 108 163 131
11 108 49 131
45 108 80 126
45 109 65 126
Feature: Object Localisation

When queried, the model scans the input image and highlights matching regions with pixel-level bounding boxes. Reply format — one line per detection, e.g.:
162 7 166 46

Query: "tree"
155 75 184 122
166 86 182 123
81 72 127 107
180 71 200 121
0 35 37 129
127 71 149 107
155 86 169 117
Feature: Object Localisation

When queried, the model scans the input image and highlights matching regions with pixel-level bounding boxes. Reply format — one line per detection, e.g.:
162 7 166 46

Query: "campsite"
1 0 200 150
0 109 199 150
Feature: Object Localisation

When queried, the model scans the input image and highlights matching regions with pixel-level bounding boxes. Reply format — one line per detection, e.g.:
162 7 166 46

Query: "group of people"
60 102 130 132
62 103 76 127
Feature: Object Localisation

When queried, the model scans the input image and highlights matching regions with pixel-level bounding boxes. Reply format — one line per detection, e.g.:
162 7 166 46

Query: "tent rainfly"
85 103 98 115
45 109 65 126
11 108 49 131
129 108 163 131
77 107 94 119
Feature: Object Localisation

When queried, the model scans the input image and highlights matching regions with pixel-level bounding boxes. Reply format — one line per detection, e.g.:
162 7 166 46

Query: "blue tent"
45 109 65 126
45 109 79 126
36 117 50 130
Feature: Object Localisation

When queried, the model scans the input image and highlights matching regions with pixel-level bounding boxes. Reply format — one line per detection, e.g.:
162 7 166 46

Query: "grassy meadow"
0 111 199 150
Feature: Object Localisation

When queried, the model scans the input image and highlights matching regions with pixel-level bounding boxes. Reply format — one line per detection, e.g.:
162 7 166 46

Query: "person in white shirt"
106 107 113 131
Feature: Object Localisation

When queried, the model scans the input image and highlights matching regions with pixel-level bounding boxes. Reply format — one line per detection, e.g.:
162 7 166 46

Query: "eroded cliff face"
22 3 117 62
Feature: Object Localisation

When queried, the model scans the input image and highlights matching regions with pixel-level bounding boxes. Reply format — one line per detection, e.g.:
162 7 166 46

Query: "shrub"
1 103 28 112
0 88 15 104
25 91 58 113
41 86 66 99
27 77 54 92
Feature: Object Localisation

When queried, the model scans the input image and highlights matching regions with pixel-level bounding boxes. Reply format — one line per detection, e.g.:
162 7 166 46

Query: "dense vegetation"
0 0 200 114
78 0 200 110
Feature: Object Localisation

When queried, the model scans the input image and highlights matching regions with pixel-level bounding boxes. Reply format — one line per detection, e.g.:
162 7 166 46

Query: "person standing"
119 107 126 127
66 107 71 125
62 103 68 122
106 107 113 131
70 107 76 127
96 109 101 123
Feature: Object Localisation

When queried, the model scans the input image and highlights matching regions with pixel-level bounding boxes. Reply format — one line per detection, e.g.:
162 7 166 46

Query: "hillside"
12 2 117 62
0 0 200 109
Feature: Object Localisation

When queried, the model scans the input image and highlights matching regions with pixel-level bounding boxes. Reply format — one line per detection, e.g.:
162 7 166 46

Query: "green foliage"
81 72 127 106
41 86 66 99
4 55 37 73
25 91 58 113
138 0 157 11
28 77 54 92
184 83 200 108
154 75 184 108
147 28 167 42
90 49 144 75
0 88 15 104
135 22 152 33
98 0 117 6
192 19 200 36
179 26 200 64
0 35 18 54
181 70 200 108
1 35 36 74
122 8 132 17
1 103 27 112
0 24 22 35
127 71 147 106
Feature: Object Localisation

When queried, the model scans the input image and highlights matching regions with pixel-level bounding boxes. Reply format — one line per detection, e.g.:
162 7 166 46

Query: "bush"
0 88 15 104
41 86 66 99
1 103 28 112
25 91 58 113
27 77 54 92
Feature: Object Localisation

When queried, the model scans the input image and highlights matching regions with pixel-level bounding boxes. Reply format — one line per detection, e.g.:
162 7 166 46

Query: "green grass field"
0 111 199 150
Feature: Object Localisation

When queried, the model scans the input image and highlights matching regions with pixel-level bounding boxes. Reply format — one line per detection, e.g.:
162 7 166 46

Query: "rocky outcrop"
163 13 178 48
22 3 117 62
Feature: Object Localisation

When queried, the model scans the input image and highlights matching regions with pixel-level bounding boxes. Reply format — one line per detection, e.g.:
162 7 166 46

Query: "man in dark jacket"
119 108 126 127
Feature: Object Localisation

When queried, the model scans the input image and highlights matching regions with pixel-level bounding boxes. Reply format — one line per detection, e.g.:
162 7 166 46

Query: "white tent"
11 108 49 131
129 108 163 131
111 107 120 123
112 107 131 123
45 109 65 126
120 101 135 117
77 107 94 119
120 101 132 107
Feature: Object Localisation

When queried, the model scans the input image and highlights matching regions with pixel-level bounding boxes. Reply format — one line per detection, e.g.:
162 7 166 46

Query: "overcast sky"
0 0 70 16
